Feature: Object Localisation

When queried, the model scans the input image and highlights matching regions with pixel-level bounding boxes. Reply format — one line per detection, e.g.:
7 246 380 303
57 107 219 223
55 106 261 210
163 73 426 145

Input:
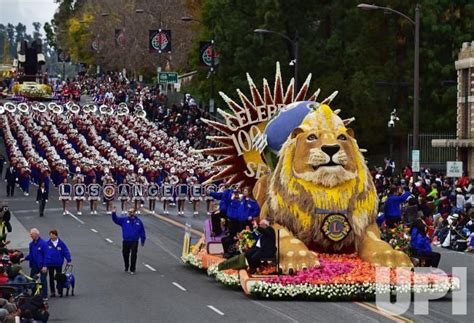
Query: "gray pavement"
0 171 472 322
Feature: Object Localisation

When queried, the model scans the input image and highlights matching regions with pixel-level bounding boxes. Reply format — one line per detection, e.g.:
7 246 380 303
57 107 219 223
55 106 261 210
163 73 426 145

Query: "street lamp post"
358 3 421 170
181 16 217 116
254 28 299 92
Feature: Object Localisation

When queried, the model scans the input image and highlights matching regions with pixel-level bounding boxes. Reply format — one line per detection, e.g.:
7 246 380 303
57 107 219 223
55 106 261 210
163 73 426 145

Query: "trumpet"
169 175 179 185
37 103 47 113
48 102 56 111
52 104 64 114
83 104 92 114
17 102 29 113
117 103 129 116
134 104 146 119
69 103 80 114
4 102 17 113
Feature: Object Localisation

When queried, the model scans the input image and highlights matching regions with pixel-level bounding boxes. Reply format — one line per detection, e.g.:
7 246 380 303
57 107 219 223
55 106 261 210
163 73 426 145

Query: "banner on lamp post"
115 29 126 47
149 29 172 53
199 41 220 68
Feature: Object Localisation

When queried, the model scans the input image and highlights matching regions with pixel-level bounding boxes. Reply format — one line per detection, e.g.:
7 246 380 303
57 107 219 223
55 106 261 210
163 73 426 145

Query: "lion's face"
291 127 358 188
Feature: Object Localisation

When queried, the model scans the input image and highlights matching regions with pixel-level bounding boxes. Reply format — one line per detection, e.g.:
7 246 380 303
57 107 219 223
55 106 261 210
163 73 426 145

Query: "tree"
185 0 474 164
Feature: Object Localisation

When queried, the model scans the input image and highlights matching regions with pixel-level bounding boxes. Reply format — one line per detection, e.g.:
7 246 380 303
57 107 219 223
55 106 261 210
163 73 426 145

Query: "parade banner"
176 184 188 198
204 184 217 199
103 184 116 201
73 183 86 199
199 41 220 68
132 184 144 196
149 29 171 53
115 29 126 47
57 184 224 201
88 184 101 200
118 184 130 200
59 183 72 198
191 184 202 198
162 184 174 198
147 183 160 199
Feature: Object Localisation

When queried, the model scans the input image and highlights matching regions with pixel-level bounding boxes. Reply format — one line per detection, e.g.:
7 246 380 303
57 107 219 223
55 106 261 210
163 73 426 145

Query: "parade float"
182 63 459 300
12 81 53 100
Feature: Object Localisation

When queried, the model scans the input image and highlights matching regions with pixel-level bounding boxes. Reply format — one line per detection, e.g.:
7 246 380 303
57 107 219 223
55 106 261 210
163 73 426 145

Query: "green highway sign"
158 72 178 84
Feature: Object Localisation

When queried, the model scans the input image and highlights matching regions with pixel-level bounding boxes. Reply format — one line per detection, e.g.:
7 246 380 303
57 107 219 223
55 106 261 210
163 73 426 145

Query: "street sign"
158 72 178 84
411 149 420 172
446 161 463 178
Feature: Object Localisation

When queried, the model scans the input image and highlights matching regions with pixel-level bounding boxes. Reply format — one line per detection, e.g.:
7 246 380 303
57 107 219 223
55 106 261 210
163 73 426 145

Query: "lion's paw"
278 236 319 275
371 249 413 268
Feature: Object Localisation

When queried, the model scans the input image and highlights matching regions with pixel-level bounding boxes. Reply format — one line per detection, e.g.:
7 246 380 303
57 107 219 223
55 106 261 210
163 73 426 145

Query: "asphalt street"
0 174 472 322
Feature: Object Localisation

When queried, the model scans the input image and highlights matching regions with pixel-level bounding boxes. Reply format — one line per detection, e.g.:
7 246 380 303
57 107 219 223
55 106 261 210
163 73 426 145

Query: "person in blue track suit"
112 207 146 275
23 228 48 300
44 229 72 297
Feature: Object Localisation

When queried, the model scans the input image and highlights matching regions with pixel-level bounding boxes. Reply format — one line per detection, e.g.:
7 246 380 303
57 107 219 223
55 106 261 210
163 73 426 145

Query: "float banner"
149 29 171 53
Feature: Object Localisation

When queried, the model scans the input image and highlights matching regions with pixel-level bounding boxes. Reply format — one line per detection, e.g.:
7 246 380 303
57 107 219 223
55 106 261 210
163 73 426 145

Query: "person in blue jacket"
112 207 146 275
221 187 261 257
384 185 411 228
23 228 48 299
44 229 72 297
410 218 440 267
210 186 235 235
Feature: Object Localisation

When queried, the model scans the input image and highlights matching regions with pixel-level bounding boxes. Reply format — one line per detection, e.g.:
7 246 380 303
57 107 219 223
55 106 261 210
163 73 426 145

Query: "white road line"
207 305 224 316
66 211 85 224
144 263 157 272
90 229 98 233
105 238 113 244
172 282 187 292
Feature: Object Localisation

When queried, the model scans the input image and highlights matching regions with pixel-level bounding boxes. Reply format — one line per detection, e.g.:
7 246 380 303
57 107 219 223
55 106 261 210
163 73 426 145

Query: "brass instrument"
17 103 29 113
117 103 129 116
69 103 80 114
4 102 16 113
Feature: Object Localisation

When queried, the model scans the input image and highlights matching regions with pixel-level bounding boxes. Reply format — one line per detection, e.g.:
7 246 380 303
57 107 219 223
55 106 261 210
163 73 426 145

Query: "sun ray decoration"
201 62 343 188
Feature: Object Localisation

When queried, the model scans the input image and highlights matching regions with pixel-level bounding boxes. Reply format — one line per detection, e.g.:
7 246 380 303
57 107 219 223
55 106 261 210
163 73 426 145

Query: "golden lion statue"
254 104 412 274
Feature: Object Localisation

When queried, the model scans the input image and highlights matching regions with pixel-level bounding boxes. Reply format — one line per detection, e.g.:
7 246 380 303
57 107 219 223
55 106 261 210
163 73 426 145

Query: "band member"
73 167 86 215
161 176 174 215
176 178 189 217
58 178 72 215
169 170 179 207
188 172 201 217
118 181 131 212
101 168 116 214
88 178 101 215
133 169 148 214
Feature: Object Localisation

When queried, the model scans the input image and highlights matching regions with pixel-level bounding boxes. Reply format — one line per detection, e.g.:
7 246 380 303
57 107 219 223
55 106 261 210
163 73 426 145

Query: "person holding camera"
112 207 146 275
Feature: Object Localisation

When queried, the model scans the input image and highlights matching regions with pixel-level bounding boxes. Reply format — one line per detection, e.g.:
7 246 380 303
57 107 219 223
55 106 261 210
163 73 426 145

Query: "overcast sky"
0 0 58 33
